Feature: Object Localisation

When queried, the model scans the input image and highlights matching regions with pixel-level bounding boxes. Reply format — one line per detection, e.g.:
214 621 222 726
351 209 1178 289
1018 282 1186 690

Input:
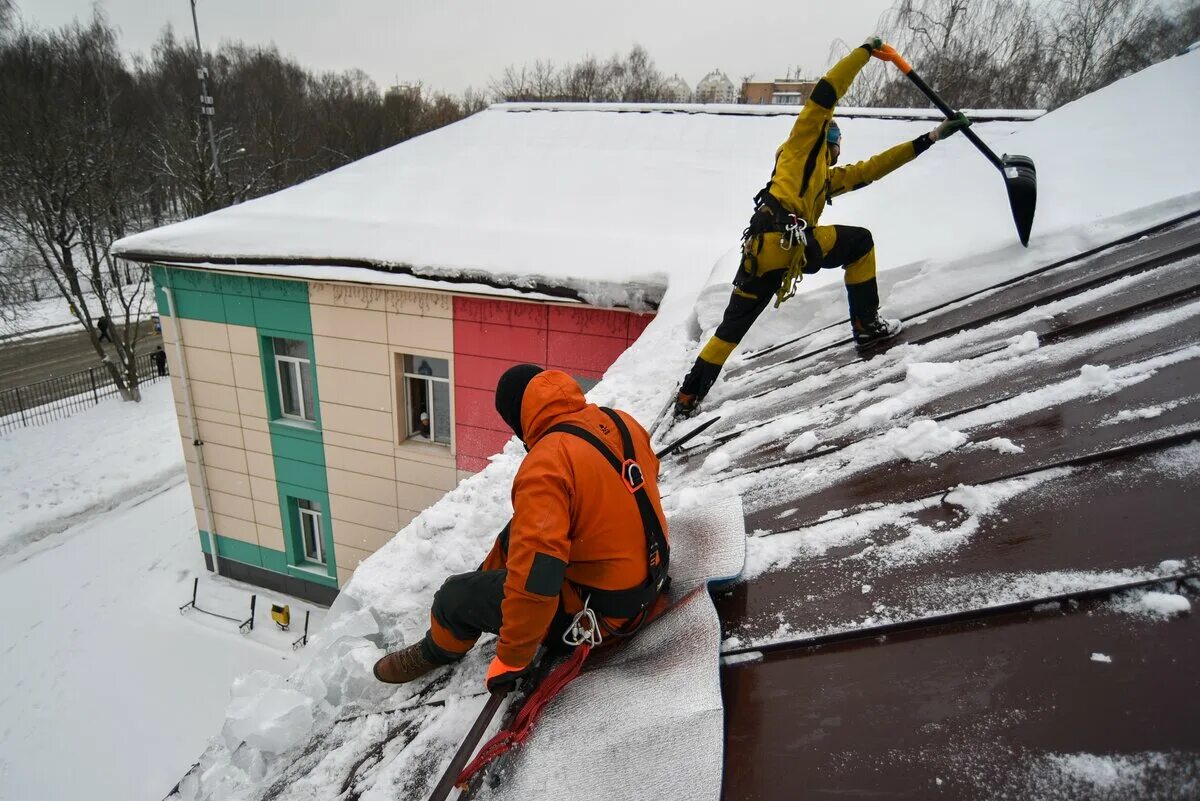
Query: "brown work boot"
372 642 438 684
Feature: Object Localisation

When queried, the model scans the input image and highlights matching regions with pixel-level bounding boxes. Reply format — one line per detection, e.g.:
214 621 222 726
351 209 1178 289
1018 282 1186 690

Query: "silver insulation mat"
478 493 746 801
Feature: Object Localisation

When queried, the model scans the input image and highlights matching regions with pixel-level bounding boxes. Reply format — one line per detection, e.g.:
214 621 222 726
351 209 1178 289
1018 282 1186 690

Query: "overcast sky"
19 1 896 95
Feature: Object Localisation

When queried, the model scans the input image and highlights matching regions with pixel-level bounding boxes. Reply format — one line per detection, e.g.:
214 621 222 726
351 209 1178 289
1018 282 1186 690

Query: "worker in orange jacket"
373 364 670 691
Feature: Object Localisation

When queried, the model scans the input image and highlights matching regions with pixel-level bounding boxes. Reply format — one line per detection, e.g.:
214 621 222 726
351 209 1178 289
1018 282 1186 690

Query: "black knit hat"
495 363 544 440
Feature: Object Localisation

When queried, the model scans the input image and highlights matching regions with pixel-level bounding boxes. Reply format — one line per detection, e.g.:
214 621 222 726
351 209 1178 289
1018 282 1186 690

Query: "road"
0 320 162 396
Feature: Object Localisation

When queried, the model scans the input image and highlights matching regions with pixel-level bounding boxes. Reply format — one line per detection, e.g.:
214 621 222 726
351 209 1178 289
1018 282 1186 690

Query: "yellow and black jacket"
765 44 930 229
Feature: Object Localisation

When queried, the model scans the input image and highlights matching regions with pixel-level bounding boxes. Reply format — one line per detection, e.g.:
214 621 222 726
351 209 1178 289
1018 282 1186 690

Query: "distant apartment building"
695 69 737 104
662 75 693 103
741 79 817 105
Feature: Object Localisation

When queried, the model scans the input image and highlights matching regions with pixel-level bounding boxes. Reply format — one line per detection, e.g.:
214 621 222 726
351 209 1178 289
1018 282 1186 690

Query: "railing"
0 352 169 434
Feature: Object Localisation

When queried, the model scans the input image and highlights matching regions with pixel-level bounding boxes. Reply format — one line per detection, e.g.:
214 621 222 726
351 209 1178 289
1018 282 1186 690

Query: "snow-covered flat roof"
114 102 1033 309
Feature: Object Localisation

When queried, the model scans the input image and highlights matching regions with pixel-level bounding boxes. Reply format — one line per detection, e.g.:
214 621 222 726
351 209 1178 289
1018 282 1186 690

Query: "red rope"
455 643 591 788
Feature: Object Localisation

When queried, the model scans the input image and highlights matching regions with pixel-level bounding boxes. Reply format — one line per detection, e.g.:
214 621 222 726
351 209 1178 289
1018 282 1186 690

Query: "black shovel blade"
1001 153 1037 246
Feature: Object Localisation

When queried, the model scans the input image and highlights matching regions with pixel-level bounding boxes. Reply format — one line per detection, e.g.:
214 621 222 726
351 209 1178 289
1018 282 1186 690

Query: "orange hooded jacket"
483 370 668 669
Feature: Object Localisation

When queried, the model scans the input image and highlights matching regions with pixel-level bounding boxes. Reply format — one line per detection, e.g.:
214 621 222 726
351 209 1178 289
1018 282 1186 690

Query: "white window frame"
274 346 314 423
298 501 324 565
402 355 451 446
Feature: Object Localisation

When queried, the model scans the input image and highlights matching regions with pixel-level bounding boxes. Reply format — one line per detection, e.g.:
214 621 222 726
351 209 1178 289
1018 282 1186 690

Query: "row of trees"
490 45 678 103
847 0 1200 109
0 14 484 399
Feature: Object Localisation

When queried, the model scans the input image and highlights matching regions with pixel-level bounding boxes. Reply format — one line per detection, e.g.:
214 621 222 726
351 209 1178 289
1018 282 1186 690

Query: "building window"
298 499 324 565
272 338 315 422
401 354 451 445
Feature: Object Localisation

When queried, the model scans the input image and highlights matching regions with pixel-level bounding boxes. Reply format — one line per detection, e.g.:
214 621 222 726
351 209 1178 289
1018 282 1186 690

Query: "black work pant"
420 569 571 665
680 224 878 400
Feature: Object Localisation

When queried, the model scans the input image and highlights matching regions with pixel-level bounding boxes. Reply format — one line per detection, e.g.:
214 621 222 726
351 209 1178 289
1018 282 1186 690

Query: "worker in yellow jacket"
675 36 971 418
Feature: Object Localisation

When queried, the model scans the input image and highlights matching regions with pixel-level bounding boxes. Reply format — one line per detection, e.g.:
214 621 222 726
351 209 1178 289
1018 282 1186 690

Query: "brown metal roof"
693 215 1200 798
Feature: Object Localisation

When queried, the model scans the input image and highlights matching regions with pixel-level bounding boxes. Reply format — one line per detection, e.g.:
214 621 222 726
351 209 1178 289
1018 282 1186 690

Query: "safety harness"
737 187 813 308
545 406 670 633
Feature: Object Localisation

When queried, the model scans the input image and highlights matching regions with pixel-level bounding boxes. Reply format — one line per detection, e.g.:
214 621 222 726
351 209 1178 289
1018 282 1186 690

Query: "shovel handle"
878 44 1005 173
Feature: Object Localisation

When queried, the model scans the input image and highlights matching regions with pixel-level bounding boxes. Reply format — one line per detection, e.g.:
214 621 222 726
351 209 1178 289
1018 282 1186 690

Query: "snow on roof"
165 52 1200 800
113 101 1038 309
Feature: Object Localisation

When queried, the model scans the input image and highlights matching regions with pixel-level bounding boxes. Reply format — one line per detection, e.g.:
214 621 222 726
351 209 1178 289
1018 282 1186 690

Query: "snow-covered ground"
0 385 316 801
0 288 157 341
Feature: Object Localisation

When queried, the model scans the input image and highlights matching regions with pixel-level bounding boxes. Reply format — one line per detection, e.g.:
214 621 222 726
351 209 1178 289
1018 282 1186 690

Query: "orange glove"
485 656 531 693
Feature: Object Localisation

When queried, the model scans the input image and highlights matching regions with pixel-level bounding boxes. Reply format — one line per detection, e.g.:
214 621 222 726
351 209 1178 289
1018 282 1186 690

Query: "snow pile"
1091 653 1113 663
1109 589 1193 620
0 381 183 556
1001 751 1200 801
883 418 967 462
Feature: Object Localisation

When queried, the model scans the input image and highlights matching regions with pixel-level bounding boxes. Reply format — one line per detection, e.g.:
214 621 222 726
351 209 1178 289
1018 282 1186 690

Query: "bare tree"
490 45 674 103
0 19 155 399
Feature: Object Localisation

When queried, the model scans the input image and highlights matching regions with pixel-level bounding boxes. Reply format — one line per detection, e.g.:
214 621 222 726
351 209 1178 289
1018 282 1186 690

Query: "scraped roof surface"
164 51 1200 801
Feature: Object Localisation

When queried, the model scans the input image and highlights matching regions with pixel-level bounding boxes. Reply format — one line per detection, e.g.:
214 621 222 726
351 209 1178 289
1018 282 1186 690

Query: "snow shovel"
875 44 1037 246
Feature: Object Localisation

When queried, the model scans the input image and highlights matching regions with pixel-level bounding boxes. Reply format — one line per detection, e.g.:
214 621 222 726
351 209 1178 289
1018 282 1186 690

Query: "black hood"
494 363 544 441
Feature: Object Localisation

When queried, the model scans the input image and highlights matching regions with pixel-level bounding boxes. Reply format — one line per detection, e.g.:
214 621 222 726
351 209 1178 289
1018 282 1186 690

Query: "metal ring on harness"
781 215 808 251
563 597 603 647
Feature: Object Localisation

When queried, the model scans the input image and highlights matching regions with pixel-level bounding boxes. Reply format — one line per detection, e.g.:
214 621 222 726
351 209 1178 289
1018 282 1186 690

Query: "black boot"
852 314 903 350
676 358 722 418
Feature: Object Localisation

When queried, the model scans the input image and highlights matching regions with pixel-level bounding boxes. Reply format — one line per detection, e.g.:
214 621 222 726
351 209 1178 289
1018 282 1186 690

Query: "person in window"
673 36 971 418
373 364 671 691
417 411 430 438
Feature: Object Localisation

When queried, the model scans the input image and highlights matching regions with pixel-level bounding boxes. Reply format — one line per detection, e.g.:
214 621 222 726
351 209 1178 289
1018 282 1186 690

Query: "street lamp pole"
189 0 221 180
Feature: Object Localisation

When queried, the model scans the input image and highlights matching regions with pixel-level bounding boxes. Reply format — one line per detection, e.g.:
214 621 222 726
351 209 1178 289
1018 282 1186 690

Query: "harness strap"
544 407 670 627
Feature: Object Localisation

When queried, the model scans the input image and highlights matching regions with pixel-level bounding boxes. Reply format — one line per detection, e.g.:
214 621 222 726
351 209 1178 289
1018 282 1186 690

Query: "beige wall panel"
397 507 418 531
164 345 182 378
322 429 393 457
242 428 272 456
198 442 247 474
257 523 286 553
178 318 230 353
202 465 252 498
185 460 202 487
180 437 198 464
310 282 390 312
331 518 395 553
253 499 283 530
321 402 393 441
329 493 400 532
236 387 269 419
337 567 355 586
196 418 244 450
313 335 390 376
231 353 266 391
245 450 277 481
226 324 260 357
208 489 255 523
387 313 453 351
310 303 387 343
188 380 240 414
396 456 459 491
182 346 235 386
317 365 392 413
395 442 457 470
457 469 477 484
396 482 448 514
383 288 453 318
324 444 395 481
189 483 205 512
249 475 279 504
187 404 242 429
212 512 257 543
326 467 397 508
333 544 373 573
240 414 269 433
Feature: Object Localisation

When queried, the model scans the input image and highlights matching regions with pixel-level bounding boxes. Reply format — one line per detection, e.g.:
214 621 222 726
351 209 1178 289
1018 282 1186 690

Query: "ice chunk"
1079 363 1114 389
785 431 820 454
904 361 961 387
221 671 315 754
1111 590 1192 619
1090 652 1113 663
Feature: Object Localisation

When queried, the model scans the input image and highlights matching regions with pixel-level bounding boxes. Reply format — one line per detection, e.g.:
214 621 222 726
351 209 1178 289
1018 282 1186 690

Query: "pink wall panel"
452 296 655 472
547 330 629 375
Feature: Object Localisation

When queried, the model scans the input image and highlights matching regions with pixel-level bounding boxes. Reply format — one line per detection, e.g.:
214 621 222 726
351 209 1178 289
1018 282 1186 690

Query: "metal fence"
0 352 169 434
